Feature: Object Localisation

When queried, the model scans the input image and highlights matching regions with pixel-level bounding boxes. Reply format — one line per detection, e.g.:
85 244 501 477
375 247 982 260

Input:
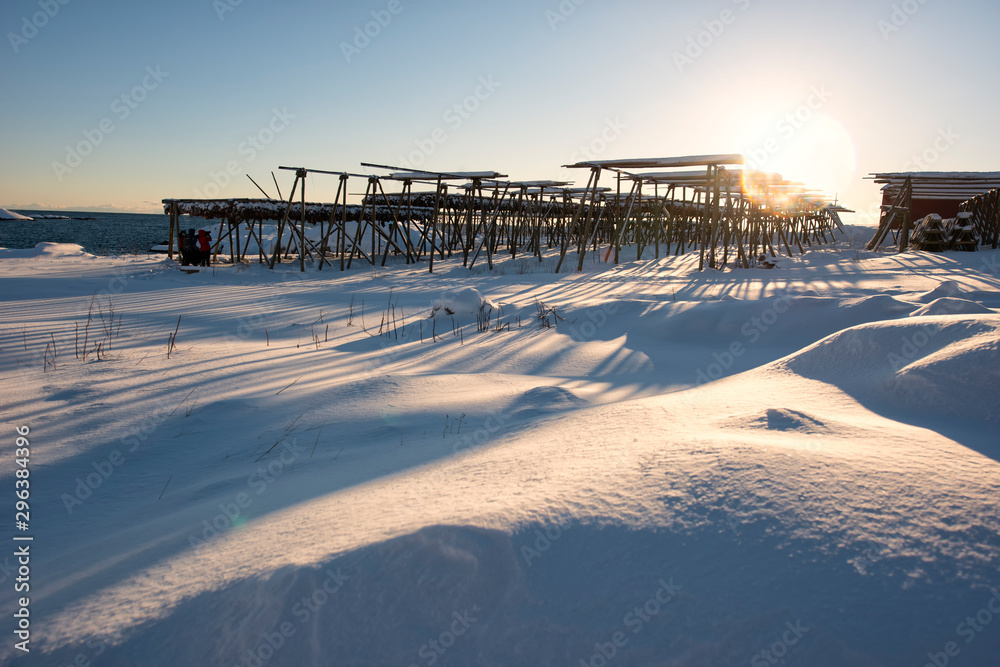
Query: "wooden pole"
272 171 283 200
340 175 348 271
167 201 177 260
318 174 346 271
299 169 307 272
896 177 913 252
429 178 444 273
268 174 300 269
557 167 596 273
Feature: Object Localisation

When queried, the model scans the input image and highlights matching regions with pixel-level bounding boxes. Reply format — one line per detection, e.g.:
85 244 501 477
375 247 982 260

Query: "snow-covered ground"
1 229 999 666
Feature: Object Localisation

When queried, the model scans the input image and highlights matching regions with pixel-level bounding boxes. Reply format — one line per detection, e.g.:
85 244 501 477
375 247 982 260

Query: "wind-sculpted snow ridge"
909 297 994 317
778 315 1000 421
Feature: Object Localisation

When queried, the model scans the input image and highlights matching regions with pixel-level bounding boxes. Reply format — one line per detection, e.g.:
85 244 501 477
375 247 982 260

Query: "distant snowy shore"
0 207 33 220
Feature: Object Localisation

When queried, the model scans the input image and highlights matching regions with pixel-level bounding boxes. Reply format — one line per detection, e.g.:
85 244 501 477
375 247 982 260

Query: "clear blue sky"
2 0 998 224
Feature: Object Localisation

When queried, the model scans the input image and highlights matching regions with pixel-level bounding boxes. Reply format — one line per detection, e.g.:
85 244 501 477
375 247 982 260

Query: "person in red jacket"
196 230 212 266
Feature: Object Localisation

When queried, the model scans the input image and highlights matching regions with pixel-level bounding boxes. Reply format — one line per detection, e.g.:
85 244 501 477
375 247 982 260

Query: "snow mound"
779 316 1000 420
853 293 916 314
637 294 915 348
0 207 32 220
752 408 829 433
917 280 966 302
430 287 498 319
886 334 1000 420
37 526 537 667
33 523 916 667
510 386 589 416
909 297 993 317
0 242 94 259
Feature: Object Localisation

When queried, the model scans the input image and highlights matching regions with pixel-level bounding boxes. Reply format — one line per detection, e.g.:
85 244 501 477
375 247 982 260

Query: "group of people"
178 228 213 267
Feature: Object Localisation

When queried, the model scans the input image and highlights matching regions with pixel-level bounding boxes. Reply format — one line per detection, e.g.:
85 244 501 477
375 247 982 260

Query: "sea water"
0 210 215 256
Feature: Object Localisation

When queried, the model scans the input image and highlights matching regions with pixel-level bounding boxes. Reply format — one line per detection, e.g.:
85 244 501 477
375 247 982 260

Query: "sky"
2 0 998 224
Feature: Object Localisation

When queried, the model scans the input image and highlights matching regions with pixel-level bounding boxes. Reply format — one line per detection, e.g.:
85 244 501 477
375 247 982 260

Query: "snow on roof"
870 171 1000 181
459 180 574 190
881 188 999 200
625 168 742 182
386 170 506 181
505 180 573 188
163 198 436 223
871 171 1000 202
563 154 745 170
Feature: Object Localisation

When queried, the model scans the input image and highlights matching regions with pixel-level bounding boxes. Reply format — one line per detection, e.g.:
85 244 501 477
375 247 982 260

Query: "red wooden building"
871 171 1000 219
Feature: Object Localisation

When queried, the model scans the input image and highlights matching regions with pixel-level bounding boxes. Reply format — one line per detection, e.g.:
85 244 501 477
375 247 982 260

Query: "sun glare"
740 111 858 204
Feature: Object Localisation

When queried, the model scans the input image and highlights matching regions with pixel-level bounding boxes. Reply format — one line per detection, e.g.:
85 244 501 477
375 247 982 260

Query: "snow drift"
3 241 1000 667
780 315 1000 420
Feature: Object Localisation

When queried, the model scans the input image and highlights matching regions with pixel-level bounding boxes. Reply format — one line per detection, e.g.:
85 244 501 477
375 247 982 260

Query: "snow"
564 154 745 169
430 286 498 318
2 229 1000 666
0 242 94 259
0 208 33 220
910 297 994 317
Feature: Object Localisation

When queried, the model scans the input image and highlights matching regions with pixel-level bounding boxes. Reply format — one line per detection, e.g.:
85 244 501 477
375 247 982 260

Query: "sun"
741 111 858 204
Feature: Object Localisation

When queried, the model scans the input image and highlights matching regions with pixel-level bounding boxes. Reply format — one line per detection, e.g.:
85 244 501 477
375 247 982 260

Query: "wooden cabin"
871 172 1000 220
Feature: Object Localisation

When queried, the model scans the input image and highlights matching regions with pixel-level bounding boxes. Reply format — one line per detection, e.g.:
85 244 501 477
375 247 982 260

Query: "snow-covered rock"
430 286 499 318
0 207 32 220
